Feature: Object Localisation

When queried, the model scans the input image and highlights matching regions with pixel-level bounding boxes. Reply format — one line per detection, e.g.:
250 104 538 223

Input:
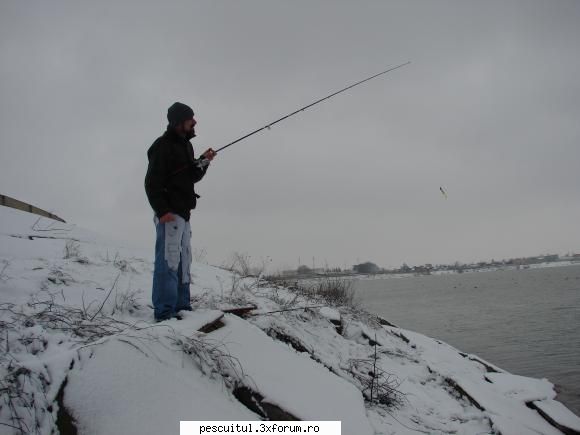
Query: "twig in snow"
348 338 406 408
89 273 121 321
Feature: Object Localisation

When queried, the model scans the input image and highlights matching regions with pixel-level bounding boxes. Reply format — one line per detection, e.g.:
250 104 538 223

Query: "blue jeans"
152 215 192 320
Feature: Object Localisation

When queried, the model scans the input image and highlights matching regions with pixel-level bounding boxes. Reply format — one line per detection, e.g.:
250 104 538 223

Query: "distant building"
353 262 380 274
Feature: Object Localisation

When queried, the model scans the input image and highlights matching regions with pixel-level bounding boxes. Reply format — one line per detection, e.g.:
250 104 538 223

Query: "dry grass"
266 276 359 308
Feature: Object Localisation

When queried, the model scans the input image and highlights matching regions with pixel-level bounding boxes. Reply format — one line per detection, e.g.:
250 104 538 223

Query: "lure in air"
440 186 448 199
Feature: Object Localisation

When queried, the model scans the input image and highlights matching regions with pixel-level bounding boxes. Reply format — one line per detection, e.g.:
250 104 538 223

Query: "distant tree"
400 263 411 273
297 265 311 274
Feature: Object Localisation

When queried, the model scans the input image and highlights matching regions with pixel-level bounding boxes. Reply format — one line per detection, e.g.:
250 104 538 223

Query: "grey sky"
1 1 579 272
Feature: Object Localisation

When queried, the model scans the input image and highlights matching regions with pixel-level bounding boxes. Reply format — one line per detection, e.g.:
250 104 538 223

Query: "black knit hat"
167 102 194 127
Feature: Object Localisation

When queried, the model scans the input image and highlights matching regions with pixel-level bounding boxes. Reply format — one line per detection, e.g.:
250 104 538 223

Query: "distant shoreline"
273 260 580 282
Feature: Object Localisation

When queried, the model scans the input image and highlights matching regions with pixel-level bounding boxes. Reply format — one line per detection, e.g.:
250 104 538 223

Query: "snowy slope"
209 314 374 435
1 205 579 435
65 313 260 435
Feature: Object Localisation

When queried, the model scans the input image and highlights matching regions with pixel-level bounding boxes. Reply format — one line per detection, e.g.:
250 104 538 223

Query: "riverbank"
2 205 579 434
355 264 580 419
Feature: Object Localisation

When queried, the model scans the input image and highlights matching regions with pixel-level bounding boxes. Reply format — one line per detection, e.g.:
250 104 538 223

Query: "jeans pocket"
164 222 182 271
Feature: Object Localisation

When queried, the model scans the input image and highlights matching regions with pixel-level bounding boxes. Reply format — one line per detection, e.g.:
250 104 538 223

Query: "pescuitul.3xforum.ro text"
198 422 321 433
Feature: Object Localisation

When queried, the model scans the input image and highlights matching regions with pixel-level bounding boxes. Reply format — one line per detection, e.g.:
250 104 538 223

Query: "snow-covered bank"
1 206 580 435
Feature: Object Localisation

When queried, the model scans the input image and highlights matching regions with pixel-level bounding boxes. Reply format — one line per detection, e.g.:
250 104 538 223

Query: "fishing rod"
214 61 411 154
172 61 410 175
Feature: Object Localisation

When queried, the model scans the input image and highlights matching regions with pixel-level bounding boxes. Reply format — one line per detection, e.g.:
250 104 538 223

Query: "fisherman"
145 102 216 321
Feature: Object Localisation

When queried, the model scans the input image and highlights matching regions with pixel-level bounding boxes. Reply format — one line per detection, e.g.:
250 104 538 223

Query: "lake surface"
355 264 580 415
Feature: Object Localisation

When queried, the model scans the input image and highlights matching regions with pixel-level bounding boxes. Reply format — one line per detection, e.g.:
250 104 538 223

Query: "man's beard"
185 128 196 140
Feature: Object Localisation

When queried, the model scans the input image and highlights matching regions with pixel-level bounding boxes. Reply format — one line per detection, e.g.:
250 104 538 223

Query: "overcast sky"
1 1 579 272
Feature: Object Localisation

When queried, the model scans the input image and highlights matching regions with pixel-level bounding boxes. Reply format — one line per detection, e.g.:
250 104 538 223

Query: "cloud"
1 0 579 270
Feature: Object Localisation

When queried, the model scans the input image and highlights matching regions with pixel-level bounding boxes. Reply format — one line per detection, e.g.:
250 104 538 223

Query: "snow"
1 204 579 435
386 327 564 435
65 321 259 435
208 314 374 435
485 372 556 402
533 399 580 432
319 306 341 322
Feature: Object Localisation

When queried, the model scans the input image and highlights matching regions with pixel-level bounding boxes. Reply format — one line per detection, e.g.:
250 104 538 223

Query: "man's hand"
201 148 217 161
159 212 176 223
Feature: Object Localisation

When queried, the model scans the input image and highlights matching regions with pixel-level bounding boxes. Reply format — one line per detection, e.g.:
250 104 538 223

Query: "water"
355 264 580 415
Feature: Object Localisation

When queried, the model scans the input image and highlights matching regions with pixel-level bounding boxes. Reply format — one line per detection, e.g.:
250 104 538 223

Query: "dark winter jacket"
144 128 208 221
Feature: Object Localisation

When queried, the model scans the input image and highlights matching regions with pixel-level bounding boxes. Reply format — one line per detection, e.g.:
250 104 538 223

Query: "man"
145 102 216 321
